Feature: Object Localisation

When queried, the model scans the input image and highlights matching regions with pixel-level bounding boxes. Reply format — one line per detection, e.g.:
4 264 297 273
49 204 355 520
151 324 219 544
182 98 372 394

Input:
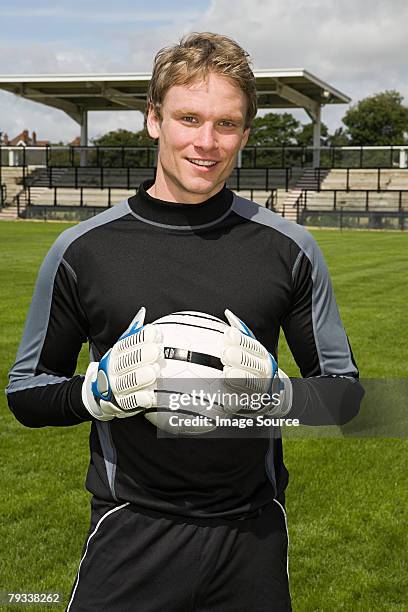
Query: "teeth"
189 159 217 167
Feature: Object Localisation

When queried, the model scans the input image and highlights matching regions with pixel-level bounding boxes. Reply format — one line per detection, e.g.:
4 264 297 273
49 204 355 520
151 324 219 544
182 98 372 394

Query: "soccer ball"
144 311 228 435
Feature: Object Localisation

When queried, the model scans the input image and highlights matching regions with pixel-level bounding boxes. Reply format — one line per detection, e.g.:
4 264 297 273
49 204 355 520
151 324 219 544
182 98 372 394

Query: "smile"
187 158 219 167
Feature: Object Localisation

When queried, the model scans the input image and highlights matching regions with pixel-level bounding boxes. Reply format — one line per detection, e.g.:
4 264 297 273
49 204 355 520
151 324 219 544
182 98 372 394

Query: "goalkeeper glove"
221 309 292 417
82 307 162 420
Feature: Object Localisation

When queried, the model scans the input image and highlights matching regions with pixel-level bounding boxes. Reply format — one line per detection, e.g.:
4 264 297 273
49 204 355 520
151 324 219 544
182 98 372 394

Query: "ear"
240 126 250 150
146 104 161 140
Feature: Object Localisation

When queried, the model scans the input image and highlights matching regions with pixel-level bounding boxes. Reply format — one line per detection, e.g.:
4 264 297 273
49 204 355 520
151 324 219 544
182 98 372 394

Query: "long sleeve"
6 232 92 427
282 239 364 425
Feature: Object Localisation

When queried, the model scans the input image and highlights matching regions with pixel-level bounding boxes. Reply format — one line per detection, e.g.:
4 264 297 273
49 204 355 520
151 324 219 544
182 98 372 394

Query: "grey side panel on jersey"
7 373 69 393
6 201 131 393
89 346 118 500
264 431 277 494
95 421 118 501
232 194 357 376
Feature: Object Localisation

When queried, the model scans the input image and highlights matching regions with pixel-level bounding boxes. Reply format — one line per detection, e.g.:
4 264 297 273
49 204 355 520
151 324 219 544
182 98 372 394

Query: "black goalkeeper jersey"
7 182 363 518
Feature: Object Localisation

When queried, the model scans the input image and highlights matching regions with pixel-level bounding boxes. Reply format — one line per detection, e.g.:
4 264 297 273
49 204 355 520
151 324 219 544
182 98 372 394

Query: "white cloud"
0 43 123 75
89 111 144 141
0 7 202 23
0 93 143 143
192 0 408 104
0 0 407 140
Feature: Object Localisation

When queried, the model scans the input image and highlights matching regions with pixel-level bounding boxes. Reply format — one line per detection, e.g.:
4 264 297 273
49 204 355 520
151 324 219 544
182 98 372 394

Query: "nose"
194 122 218 152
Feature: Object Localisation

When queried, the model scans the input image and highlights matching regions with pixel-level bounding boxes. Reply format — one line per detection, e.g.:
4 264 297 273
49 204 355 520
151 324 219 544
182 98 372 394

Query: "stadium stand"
318 168 408 191
0 167 25 201
298 189 408 211
0 167 26 220
1 146 408 227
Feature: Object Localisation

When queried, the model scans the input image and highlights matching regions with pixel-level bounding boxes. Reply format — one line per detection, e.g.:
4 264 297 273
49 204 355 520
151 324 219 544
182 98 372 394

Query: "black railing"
23 166 294 193
1 145 158 169
23 165 408 194
2 144 408 170
294 190 408 230
0 183 6 207
297 189 408 212
312 167 406 191
23 170 286 209
26 186 140 208
265 189 278 210
298 206 407 231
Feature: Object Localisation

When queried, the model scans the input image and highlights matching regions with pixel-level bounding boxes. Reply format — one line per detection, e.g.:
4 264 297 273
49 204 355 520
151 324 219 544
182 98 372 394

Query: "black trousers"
66 498 291 612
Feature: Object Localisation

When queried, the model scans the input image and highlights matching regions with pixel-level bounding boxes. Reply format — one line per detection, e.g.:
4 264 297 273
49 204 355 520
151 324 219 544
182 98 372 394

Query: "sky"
0 0 407 143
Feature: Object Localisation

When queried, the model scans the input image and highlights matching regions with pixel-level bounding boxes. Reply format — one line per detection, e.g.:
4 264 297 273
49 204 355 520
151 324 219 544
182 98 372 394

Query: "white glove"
221 309 292 417
82 307 163 420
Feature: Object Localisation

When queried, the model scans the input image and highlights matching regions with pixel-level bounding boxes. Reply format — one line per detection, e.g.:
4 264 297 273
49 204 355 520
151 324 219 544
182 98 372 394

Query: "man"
7 32 363 611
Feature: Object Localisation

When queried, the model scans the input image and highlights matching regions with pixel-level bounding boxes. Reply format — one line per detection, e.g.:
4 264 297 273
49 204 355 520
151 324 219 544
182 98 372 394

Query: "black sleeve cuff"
7 375 93 428
289 376 365 426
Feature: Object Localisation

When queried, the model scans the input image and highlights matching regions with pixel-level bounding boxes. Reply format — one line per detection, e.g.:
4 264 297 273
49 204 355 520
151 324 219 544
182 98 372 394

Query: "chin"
183 177 223 196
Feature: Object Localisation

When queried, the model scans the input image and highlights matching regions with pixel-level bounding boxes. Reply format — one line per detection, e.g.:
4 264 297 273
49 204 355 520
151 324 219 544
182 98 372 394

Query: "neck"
127 180 233 229
147 166 224 205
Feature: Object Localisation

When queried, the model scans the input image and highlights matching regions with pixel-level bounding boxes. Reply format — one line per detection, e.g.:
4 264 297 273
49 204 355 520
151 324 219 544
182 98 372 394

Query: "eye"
219 120 236 128
181 116 197 123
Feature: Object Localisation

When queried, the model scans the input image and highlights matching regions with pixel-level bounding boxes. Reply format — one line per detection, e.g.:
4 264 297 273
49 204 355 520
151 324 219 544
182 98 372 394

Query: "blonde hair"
147 32 257 128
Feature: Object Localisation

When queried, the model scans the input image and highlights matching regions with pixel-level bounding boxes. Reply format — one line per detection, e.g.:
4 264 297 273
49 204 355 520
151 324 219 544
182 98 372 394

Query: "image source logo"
151 379 300 437
167 388 282 412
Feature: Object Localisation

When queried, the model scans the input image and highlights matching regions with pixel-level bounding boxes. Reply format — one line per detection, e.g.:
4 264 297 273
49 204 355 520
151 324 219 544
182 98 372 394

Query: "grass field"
0 221 407 611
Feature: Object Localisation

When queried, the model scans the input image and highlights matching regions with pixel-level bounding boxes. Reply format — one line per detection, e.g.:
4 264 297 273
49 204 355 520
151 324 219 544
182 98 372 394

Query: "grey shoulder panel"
232 194 357 376
232 193 315 247
7 201 131 392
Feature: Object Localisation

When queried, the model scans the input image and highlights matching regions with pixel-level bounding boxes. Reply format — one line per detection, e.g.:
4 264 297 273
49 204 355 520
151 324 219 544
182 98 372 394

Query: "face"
146 72 250 203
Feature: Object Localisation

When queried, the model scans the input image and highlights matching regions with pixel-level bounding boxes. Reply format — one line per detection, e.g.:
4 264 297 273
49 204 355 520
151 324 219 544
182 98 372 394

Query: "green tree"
247 112 300 147
91 128 155 167
92 128 154 147
326 127 350 147
245 112 300 167
342 90 408 145
295 122 329 146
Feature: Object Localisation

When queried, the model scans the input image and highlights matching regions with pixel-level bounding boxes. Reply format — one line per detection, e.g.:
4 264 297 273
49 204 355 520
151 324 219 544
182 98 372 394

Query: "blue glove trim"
91 322 145 403
269 353 278 378
118 321 145 341
267 353 278 396
92 349 113 402
235 315 256 339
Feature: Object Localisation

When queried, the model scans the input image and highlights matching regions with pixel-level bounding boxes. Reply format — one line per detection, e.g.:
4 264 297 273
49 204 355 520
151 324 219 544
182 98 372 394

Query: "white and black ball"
144 311 228 435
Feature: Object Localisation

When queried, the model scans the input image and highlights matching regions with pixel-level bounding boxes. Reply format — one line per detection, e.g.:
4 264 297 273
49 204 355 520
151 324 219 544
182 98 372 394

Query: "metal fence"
294 189 408 230
298 208 408 230
298 189 408 211
1 144 408 169
22 167 296 194
312 167 408 191
0 183 6 207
